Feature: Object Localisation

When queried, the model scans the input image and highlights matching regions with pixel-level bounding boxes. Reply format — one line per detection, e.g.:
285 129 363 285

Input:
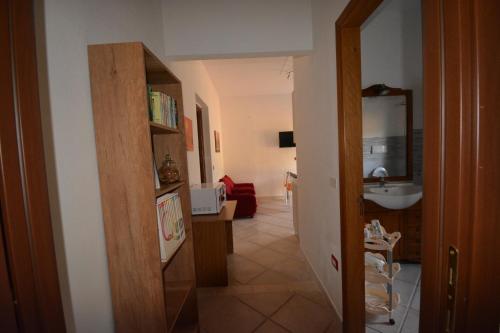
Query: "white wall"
35 1 224 332
361 0 423 129
293 0 349 319
221 95 296 197
162 0 313 59
166 60 225 185
36 1 166 332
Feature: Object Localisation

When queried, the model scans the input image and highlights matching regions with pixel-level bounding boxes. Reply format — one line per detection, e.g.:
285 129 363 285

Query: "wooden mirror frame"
362 84 413 183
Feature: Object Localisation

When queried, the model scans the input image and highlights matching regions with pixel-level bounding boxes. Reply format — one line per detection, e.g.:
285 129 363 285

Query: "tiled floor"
197 197 342 333
365 264 421 333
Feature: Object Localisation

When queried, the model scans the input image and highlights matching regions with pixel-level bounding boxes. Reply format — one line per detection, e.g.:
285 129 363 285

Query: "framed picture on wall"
184 116 194 151
214 131 221 153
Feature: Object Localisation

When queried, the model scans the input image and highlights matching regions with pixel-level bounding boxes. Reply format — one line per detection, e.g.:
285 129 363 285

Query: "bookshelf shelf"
150 121 180 135
164 281 195 332
88 42 197 332
156 181 185 197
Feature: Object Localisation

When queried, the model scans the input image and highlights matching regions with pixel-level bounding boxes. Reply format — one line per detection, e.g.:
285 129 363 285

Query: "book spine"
173 100 178 128
150 92 162 124
153 158 160 189
147 85 153 121
167 96 172 128
156 201 167 261
161 93 165 126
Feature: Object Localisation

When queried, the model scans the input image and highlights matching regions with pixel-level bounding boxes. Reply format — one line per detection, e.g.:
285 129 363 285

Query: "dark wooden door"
196 105 207 183
421 0 500 332
0 211 17 332
0 0 66 331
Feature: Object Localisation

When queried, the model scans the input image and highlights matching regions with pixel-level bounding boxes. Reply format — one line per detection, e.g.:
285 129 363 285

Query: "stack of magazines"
156 192 185 262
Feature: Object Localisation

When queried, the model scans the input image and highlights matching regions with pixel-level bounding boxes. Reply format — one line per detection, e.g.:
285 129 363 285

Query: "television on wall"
279 131 296 148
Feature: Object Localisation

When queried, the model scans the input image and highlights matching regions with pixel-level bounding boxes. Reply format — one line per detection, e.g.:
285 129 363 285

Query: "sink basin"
364 183 422 209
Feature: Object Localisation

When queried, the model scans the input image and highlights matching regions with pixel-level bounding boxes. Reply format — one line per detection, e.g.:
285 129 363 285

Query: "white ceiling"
202 57 294 97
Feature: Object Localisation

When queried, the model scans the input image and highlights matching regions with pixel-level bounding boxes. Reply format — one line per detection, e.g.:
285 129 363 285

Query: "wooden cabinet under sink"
363 199 422 262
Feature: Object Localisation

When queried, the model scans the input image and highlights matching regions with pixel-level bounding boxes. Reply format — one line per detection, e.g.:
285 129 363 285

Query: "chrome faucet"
372 166 389 187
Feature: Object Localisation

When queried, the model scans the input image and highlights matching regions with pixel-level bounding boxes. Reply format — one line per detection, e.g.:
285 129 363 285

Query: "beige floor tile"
254 320 291 333
234 240 262 256
243 247 289 268
271 295 335 333
271 213 294 222
198 294 265 333
198 198 339 333
246 232 281 246
253 213 290 225
251 284 292 294
324 317 343 333
234 226 260 239
227 254 267 284
248 270 297 286
295 289 332 308
237 291 293 316
286 280 322 293
272 258 315 282
258 225 295 238
267 239 303 260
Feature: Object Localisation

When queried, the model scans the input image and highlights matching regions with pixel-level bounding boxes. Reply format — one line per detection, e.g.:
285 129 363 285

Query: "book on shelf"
147 85 178 129
153 158 161 190
156 192 185 262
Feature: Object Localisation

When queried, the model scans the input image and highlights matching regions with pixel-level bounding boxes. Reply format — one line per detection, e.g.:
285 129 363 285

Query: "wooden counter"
192 201 237 287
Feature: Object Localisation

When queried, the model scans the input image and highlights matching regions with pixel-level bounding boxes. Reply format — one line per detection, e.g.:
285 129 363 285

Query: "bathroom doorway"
336 0 499 332
359 0 423 331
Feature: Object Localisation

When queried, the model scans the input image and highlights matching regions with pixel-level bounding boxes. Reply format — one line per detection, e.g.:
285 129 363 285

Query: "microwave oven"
190 182 226 215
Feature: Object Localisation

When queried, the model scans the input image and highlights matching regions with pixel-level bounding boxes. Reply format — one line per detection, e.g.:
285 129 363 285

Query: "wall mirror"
362 84 413 182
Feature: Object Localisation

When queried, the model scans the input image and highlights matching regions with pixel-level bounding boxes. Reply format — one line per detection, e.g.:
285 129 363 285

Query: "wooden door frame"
196 105 207 183
0 0 66 331
336 0 443 332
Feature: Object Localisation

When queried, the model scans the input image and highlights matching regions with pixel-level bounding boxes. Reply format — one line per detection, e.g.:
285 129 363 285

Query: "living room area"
178 57 340 331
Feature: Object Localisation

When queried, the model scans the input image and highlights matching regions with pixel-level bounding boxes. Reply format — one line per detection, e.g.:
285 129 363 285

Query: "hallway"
197 198 342 333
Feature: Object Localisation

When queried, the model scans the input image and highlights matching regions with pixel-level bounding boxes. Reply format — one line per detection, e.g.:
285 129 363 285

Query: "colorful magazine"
156 192 185 262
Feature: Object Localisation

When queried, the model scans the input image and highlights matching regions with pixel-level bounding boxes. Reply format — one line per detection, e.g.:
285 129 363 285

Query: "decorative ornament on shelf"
159 153 180 184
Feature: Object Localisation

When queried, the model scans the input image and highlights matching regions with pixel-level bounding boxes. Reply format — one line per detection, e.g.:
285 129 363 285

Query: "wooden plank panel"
192 220 228 287
88 43 167 332
465 0 500 330
336 25 365 332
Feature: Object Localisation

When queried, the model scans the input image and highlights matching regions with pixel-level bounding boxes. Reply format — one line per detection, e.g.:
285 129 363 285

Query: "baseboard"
255 195 284 200
301 248 343 322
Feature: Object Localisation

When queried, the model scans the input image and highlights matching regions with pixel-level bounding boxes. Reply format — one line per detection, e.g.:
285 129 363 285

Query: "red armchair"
221 175 255 194
220 175 257 218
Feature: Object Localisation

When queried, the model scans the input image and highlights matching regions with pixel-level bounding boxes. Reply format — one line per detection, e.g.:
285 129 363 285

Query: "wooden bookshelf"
156 181 185 197
150 121 180 135
88 42 197 333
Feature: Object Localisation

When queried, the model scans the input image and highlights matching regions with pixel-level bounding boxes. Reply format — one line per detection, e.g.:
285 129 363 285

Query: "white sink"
364 183 422 210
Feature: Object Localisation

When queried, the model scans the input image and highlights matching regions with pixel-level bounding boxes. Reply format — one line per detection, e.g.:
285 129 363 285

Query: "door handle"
445 246 458 332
